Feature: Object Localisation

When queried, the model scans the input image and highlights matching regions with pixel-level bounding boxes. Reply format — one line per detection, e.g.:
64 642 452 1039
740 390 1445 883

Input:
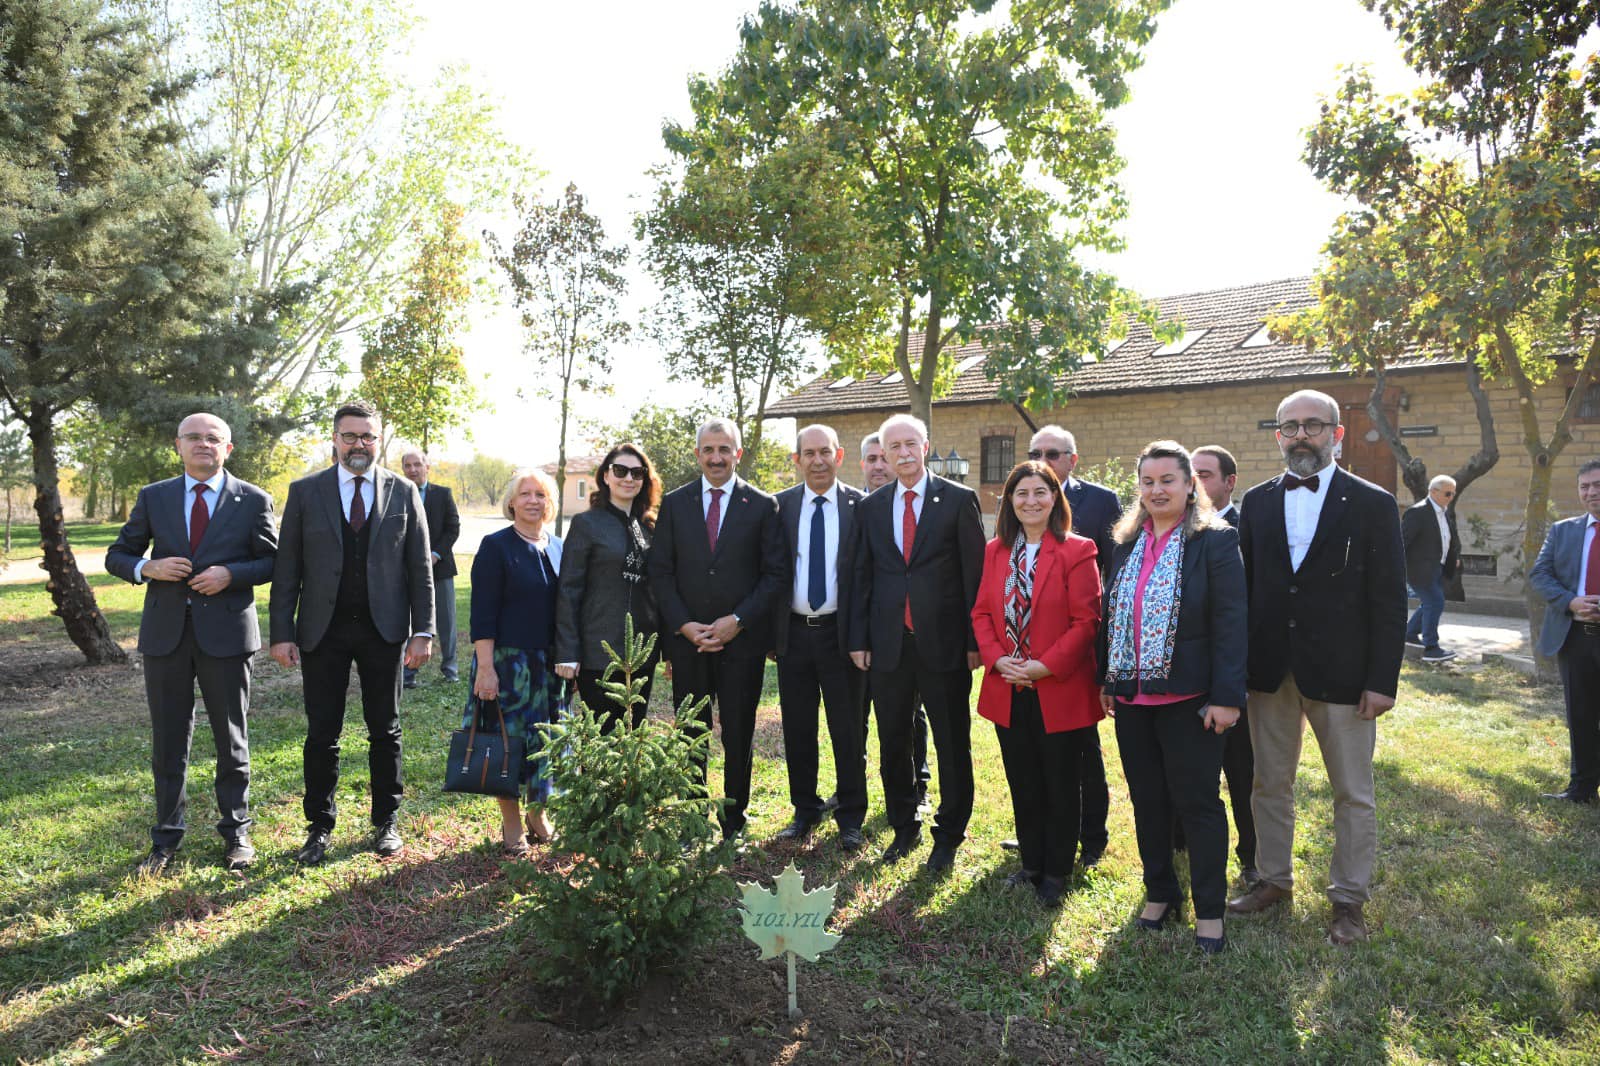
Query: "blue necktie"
807 496 827 611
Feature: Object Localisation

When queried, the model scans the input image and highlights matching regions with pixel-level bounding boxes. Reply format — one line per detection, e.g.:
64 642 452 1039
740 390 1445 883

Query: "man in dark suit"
848 413 985 872
1026 424 1120 867
772 425 868 850
1402 474 1463 664
108 413 277 875
1528 459 1600 805
1228 389 1406 946
649 416 786 841
269 401 435 865
1193 445 1240 528
400 449 461 686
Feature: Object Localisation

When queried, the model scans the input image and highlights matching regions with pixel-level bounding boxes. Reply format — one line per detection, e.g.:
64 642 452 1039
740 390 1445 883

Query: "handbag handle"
459 695 515 780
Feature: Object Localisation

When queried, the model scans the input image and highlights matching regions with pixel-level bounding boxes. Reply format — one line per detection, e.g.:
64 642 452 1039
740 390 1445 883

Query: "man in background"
401 449 461 686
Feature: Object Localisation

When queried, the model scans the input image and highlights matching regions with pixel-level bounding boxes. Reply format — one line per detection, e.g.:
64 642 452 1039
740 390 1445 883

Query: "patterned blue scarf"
1105 525 1185 683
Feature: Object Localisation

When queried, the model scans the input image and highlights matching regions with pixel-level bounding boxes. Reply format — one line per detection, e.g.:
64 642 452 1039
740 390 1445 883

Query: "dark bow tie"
1283 473 1320 492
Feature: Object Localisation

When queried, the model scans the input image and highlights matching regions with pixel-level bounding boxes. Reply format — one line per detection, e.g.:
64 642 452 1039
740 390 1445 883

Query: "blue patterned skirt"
463 646 567 804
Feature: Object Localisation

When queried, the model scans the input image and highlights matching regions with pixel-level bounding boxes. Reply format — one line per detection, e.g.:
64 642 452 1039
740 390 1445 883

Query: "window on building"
1578 382 1600 422
981 434 1015 483
576 480 587 498
1153 329 1207 356
1240 324 1273 348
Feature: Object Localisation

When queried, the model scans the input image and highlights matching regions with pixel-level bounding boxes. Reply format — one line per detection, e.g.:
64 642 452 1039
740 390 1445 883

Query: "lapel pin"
932 496 940 503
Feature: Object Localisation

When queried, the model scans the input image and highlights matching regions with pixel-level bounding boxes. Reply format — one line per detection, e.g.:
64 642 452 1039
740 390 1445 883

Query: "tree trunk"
24 408 127 664
4 488 12 553
1522 458 1557 683
554 374 570 531
83 457 99 518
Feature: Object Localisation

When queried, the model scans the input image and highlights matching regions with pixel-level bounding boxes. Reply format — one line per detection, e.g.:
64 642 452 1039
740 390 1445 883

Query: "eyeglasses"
1027 449 1068 461
179 434 229 446
1275 420 1333 438
337 432 379 445
609 462 646 481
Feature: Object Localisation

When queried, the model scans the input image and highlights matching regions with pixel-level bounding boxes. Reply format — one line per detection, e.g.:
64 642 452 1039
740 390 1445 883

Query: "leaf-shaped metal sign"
738 862 841 962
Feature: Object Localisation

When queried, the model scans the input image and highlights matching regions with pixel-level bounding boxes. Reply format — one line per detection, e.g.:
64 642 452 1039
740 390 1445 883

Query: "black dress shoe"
296 830 331 866
999 838 1020 852
1004 868 1040 889
1079 845 1106 869
137 845 176 876
774 818 818 843
1540 789 1598 805
373 821 403 856
880 829 920 863
1135 900 1183 930
924 842 957 874
837 826 865 853
822 794 840 812
1035 875 1067 908
223 838 255 871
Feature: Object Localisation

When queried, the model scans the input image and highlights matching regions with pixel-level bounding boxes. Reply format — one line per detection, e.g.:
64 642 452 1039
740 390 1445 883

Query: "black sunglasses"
1027 448 1067 461
608 462 646 481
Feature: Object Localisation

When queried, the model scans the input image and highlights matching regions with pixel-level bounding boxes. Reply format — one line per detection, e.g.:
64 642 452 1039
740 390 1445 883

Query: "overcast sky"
410 0 1417 464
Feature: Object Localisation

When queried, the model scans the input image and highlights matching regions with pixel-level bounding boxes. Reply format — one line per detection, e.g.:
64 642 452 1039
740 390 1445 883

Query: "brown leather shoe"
1328 902 1368 945
1227 881 1292 914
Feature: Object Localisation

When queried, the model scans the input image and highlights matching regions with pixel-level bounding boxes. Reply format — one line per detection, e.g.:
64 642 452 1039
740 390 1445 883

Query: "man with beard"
1228 390 1406 945
771 425 867 850
270 402 435 865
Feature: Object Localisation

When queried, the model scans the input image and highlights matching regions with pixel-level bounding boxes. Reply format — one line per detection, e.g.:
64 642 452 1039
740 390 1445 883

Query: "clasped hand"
680 615 740 652
145 556 232 595
995 655 1048 687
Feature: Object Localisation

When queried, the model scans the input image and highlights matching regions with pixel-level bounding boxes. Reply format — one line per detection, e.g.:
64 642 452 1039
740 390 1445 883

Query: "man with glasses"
108 413 278 875
400 449 461 686
1229 389 1406 946
270 402 435 865
1024 424 1119 867
1402 475 1462 664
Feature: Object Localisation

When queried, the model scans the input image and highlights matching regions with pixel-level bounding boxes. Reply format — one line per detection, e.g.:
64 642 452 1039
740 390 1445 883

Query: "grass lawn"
1 568 1597 1063
0 520 124 563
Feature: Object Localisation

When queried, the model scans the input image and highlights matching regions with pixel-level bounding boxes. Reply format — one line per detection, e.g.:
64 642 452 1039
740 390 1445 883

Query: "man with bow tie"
1228 389 1406 946
108 413 278 875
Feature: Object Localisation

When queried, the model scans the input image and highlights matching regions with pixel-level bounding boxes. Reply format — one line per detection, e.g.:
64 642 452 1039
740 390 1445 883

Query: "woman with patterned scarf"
1101 440 1247 954
972 460 1104 907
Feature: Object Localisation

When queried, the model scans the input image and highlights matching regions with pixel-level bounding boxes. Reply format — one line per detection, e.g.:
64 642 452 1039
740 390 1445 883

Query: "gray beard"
1283 444 1328 479
343 452 373 473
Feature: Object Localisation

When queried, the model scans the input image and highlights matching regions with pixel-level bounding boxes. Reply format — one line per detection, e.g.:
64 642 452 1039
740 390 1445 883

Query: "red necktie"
189 484 210 554
705 487 724 552
902 489 917 629
350 476 366 533
1586 523 1600 596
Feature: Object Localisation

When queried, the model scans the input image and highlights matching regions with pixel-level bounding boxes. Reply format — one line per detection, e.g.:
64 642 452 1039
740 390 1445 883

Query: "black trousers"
872 631 973 847
1079 726 1110 854
143 611 252 849
668 641 766 835
995 688 1086 880
301 616 405 832
576 649 660 733
1558 626 1600 796
863 691 930 792
1222 707 1258 869
777 615 867 830
1115 696 1228 919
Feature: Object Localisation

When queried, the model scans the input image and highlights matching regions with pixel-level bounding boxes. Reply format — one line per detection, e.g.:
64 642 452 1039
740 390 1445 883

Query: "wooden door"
1330 388 1398 493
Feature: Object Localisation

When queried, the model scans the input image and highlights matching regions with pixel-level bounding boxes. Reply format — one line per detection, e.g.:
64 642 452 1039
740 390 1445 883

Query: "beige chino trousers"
1248 672 1377 904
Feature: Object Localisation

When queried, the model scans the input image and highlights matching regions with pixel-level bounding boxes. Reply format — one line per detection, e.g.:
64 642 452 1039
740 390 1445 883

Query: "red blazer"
972 532 1104 734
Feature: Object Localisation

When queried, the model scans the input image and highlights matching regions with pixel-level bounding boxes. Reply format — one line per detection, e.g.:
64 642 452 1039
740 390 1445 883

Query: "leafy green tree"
462 452 517 508
0 0 265 663
360 204 479 457
639 124 885 479
680 0 1170 431
1273 0 1600 664
486 182 629 525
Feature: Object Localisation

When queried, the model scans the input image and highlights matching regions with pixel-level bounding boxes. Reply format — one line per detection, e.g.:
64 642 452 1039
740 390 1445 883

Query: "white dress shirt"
338 464 376 523
892 473 930 556
700 475 735 538
1284 461 1337 572
1580 514 1599 594
1430 498 1452 564
134 471 225 582
791 482 842 614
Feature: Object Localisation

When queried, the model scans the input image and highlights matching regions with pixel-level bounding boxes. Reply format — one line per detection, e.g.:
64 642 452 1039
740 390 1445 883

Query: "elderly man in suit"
1529 459 1600 806
108 413 277 875
1402 474 1464 664
649 416 786 841
772 425 868 851
1025 424 1120 868
848 413 985 872
269 402 435 865
1228 389 1406 946
400 448 461 686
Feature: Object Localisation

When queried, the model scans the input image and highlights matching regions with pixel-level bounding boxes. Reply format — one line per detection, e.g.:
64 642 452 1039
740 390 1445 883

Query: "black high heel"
1135 900 1183 930
1195 930 1227 955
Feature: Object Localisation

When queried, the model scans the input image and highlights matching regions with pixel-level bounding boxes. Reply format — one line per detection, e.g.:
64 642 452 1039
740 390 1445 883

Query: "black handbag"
444 698 526 798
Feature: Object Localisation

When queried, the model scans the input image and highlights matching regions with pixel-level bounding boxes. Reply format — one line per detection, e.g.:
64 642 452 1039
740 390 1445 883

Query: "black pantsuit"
301 617 405 832
669 647 767 835
1221 707 1257 870
1558 628 1600 795
1078 730 1110 855
777 615 866 829
144 612 253 848
873 630 974 846
995 688 1085 880
1115 695 1229 919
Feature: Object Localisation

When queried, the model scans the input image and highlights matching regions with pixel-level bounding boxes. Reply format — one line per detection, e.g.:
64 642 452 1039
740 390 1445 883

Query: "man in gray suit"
270 402 435 864
107 412 277 874
1529 458 1600 806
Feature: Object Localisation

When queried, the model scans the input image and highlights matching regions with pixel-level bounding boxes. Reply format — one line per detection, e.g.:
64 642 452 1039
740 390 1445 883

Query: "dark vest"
334 505 373 623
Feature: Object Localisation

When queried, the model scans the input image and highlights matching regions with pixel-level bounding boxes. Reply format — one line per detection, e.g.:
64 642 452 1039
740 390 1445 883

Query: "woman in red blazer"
972 460 1104 906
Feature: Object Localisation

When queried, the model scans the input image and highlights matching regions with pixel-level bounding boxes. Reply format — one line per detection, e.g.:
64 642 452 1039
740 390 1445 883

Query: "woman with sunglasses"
554 443 663 729
1101 440 1246 954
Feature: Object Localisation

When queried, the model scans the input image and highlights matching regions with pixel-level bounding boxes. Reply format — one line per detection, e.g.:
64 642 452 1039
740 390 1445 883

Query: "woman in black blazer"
1101 440 1246 953
554 443 662 729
